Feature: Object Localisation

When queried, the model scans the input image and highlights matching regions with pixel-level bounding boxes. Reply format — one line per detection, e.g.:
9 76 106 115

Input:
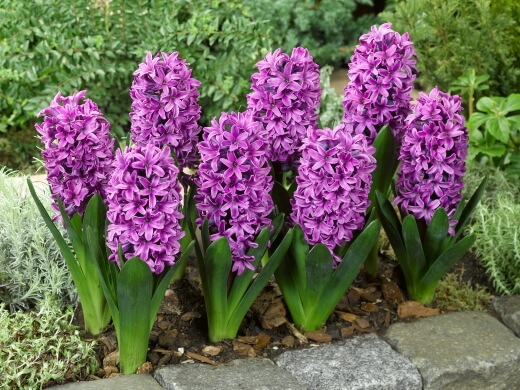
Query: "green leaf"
466 112 488 131
487 118 509 144
228 229 294 334
227 226 271 314
402 215 427 279
375 191 406 261
117 257 153 374
303 244 334 315
204 237 233 341
419 234 476 288
368 125 398 205
149 241 194 331
476 97 497 113
423 208 450 265
296 220 380 331
453 176 487 241
503 93 520 114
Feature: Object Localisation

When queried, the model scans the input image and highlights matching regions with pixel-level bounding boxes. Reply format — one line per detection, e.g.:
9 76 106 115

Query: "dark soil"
71 246 498 381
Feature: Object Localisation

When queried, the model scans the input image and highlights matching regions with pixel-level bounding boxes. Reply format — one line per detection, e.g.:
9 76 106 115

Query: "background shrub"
244 0 377 68
0 169 76 311
1 0 274 169
380 0 520 97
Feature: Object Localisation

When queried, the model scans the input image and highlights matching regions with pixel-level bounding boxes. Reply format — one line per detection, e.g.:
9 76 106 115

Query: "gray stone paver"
384 311 520 389
493 295 520 337
274 333 422 390
154 357 306 390
47 299 520 390
48 374 162 389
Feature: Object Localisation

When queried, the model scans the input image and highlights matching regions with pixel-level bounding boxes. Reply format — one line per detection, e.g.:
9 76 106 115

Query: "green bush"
0 296 98 390
244 0 377 68
0 168 76 311
380 0 520 97
0 0 274 140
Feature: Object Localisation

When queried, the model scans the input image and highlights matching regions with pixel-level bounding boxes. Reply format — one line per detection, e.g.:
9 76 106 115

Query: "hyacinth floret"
394 87 468 232
35 90 115 218
130 51 202 172
247 47 321 166
195 111 274 275
106 144 185 274
343 22 417 144
291 124 376 263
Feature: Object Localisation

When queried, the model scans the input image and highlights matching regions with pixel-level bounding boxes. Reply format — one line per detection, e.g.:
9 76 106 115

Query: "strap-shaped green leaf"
402 215 427 280
289 225 309 301
423 208 450 266
227 226 271 314
202 219 211 252
204 237 232 341
419 234 476 288
299 220 380 331
27 179 87 296
117 257 153 374
274 247 306 327
149 241 194 331
375 191 406 261
369 125 398 206
228 228 294 334
453 176 487 241
303 244 334 315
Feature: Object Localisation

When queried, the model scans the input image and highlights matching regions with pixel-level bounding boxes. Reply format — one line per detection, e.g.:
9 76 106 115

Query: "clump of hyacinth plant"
130 51 202 175
275 124 381 332
98 144 194 374
193 111 293 342
28 90 114 335
376 87 487 304
247 47 320 175
342 22 418 277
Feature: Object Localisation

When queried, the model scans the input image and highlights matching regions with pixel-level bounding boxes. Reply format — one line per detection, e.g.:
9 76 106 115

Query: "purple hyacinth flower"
290 124 376 263
247 47 321 167
105 144 185 274
130 52 202 173
343 23 417 144
394 87 468 233
195 111 274 275
35 90 115 218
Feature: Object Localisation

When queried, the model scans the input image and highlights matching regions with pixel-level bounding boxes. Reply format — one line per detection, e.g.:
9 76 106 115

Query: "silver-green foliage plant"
468 193 520 295
0 169 76 311
464 165 520 295
0 296 98 390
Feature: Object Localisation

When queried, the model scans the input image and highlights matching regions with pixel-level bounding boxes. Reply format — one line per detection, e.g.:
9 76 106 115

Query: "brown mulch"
72 249 497 381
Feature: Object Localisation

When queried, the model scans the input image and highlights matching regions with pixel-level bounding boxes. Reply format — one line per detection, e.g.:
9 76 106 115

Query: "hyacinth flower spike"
342 22 418 277
193 111 293 342
129 51 202 280
275 124 380 332
376 88 487 304
29 90 114 335
247 46 321 185
94 144 194 374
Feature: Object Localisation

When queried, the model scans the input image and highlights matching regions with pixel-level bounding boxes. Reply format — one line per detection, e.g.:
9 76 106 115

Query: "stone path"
49 296 520 390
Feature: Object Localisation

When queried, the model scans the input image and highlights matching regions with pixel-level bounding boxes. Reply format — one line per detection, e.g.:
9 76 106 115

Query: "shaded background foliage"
381 0 520 97
0 0 379 171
